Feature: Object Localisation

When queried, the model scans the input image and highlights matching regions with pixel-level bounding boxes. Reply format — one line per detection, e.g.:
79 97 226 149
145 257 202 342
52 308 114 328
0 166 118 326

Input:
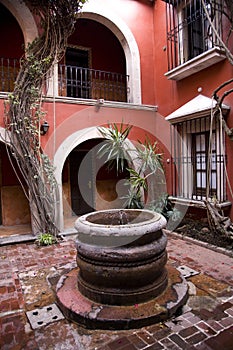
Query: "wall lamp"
40 121 49 135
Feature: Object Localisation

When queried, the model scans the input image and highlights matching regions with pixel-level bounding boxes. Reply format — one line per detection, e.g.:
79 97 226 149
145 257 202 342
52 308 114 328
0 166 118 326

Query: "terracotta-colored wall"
1 0 233 223
153 0 233 218
1 186 30 225
153 0 233 118
107 0 156 105
68 19 126 74
0 143 30 225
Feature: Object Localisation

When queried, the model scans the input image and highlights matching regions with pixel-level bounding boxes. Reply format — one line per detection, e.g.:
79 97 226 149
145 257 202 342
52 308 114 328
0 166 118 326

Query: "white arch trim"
54 127 100 231
1 0 38 44
53 126 138 231
81 1 142 104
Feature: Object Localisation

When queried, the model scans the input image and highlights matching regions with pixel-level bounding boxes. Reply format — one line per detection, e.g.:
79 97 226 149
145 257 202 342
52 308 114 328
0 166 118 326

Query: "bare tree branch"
4 1 86 236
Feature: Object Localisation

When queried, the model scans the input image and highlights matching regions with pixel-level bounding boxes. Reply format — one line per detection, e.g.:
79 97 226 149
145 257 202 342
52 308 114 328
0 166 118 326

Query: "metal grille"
0 57 129 103
171 116 227 202
58 65 129 102
0 57 20 92
164 0 223 70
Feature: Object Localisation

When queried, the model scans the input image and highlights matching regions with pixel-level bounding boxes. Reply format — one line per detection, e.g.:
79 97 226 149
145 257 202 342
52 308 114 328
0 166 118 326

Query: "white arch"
54 127 101 231
53 126 138 231
81 1 141 104
1 0 38 45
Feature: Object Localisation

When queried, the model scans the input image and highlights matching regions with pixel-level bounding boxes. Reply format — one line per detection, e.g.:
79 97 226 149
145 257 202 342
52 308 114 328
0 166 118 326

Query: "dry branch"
4 0 85 236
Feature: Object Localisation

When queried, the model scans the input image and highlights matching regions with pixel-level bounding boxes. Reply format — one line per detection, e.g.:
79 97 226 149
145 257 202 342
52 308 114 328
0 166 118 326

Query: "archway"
62 137 130 230
54 127 134 231
80 2 141 104
0 0 38 45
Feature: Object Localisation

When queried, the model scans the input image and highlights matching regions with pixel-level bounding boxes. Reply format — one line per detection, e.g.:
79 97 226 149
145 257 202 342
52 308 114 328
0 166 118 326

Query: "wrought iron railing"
0 57 20 92
163 0 223 71
58 64 129 102
0 58 129 103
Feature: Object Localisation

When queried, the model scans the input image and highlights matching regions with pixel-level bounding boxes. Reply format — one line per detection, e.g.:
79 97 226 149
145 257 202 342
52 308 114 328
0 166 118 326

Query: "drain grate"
26 303 64 329
177 265 199 279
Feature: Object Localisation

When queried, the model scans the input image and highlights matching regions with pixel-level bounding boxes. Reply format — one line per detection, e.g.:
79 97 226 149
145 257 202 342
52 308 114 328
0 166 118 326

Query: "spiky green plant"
97 122 180 220
135 138 163 175
98 123 132 173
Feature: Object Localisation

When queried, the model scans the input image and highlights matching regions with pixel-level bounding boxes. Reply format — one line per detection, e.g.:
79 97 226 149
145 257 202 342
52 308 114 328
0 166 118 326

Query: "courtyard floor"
0 231 233 350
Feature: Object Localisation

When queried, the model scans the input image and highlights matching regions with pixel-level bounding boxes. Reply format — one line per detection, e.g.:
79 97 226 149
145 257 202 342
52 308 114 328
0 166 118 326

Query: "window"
181 0 213 63
164 0 224 74
192 131 217 198
170 117 226 203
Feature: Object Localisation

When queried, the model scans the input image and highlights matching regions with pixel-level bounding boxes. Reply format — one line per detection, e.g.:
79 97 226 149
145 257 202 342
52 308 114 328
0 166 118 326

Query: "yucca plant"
124 138 164 208
135 138 163 175
98 123 164 209
98 123 132 173
123 189 144 209
98 123 182 222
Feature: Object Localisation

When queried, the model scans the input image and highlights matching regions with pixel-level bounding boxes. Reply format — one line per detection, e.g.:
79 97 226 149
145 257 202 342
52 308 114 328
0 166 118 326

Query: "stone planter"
75 209 168 305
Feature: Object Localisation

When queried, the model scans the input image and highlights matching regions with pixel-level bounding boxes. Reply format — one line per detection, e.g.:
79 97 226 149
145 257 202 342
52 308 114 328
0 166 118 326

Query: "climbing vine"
4 0 86 236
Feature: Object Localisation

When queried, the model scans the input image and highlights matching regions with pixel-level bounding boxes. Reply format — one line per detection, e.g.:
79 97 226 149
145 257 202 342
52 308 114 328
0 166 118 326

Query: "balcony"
164 0 225 80
0 57 129 103
58 64 128 102
0 57 19 92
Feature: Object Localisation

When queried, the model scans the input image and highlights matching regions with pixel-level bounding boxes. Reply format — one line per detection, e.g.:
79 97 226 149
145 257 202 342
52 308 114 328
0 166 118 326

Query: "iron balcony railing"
0 57 129 103
0 57 20 92
163 0 223 71
58 64 129 102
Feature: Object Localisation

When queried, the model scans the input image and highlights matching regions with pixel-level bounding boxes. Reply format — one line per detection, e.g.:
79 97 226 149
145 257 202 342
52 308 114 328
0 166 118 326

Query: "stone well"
75 209 168 305
56 209 188 329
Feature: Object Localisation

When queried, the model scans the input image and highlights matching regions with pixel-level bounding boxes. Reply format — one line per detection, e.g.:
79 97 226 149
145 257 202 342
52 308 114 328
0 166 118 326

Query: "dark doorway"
65 47 90 98
68 139 130 216
69 149 94 215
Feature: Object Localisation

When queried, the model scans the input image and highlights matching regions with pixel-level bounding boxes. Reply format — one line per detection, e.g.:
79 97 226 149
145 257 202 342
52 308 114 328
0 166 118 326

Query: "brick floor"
203 326 233 350
0 232 233 349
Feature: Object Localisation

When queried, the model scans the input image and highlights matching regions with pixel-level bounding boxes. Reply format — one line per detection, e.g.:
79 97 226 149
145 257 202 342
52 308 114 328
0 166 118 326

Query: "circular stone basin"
75 209 168 306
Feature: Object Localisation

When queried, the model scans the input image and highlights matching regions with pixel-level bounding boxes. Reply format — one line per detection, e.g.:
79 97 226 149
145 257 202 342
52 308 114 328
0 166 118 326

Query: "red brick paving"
0 232 233 349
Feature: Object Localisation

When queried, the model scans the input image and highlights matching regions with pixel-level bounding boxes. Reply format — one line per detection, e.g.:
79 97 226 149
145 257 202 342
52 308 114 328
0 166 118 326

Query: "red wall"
68 19 126 74
1 0 233 220
109 0 156 105
152 0 233 217
153 1 233 117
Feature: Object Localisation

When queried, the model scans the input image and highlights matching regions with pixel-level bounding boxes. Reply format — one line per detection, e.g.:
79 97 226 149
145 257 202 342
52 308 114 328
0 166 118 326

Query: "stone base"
56 264 188 330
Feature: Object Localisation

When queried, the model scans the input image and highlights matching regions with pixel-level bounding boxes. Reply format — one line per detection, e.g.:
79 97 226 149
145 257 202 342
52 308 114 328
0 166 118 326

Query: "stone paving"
0 232 233 350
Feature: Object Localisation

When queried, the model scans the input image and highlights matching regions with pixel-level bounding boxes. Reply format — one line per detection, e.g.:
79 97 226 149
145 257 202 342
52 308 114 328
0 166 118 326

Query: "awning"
165 94 230 124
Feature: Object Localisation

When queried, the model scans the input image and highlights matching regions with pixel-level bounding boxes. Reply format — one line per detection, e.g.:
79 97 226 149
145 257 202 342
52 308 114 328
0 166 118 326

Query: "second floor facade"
0 0 233 231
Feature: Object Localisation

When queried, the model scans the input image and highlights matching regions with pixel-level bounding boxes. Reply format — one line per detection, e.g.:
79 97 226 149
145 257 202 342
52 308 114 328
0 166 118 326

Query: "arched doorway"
0 0 38 45
0 1 34 237
62 138 130 228
55 4 141 103
58 17 128 103
0 2 25 93
81 2 141 103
